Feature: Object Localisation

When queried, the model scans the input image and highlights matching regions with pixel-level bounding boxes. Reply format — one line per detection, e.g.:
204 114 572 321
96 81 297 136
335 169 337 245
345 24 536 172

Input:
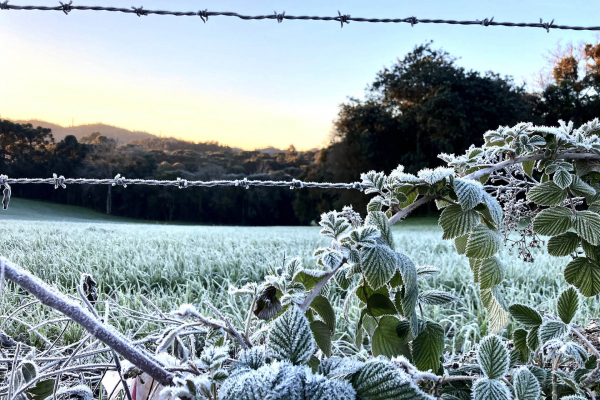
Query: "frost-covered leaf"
396 253 419 336
360 245 396 290
564 257 600 297
321 249 344 270
560 342 588 368
570 175 596 198
538 320 569 344
526 326 540 351
371 316 411 359
319 212 352 239
477 335 509 379
439 205 479 240
527 181 568 206
513 329 530 362
418 290 458 305
304 371 357 400
412 321 444 372
350 226 380 248
508 304 543 327
554 170 573 189
557 286 580 324
480 287 510 334
309 295 336 333
547 232 579 257
319 357 364 379
478 257 504 290
465 225 502 259
454 178 484 210
351 358 434 400
365 211 394 249
26 379 55 400
481 192 503 226
418 167 454 184
575 210 600 245
255 286 283 321
310 320 332 357
334 265 352 290
416 265 440 279
532 207 573 236
513 367 541 400
368 196 384 212
231 346 268 374
454 234 469 255
268 306 316 365
471 378 511 400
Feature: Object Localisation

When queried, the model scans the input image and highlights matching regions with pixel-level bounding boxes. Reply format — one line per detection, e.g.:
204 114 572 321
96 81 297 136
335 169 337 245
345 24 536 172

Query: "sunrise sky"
1 0 600 150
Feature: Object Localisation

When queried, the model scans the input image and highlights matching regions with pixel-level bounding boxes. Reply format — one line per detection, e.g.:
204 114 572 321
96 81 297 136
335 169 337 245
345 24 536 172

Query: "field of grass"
0 198 597 358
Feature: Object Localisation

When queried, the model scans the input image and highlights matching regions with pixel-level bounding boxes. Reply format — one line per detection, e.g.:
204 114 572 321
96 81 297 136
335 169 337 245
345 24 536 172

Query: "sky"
1 1 600 150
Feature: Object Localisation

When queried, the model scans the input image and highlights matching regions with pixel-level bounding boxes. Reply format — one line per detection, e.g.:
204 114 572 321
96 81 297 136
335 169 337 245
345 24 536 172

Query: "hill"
12 119 157 144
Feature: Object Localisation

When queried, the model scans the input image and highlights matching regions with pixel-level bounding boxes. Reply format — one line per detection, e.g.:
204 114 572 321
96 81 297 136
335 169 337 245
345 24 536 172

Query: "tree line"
2 41 600 225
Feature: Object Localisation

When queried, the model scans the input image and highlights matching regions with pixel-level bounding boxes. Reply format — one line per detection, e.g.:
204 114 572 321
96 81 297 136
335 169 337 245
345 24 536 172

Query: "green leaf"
547 232 580 257
590 200 600 214
368 196 383 212
418 290 458 305
564 257 600 297
309 295 336 333
334 266 352 290
532 207 573 236
477 335 509 379
470 258 482 282
480 287 510 334
478 257 504 290
481 192 503 226
582 240 600 261
352 358 432 400
527 181 567 206
508 304 543 327
268 305 316 365
439 205 480 240
575 210 600 245
513 367 541 400
522 160 535 176
557 286 580 324
371 316 411 359
20 361 37 383
513 329 530 362
554 170 573 189
472 378 511 400
310 320 332 357
365 211 394 249
395 320 411 342
396 253 419 336
360 245 396 290
367 293 397 317
307 355 320 373
465 225 502 259
356 279 389 304
570 175 596 198
27 379 56 400
454 234 469 255
454 178 484 210
412 321 445 372
538 320 569 343
293 269 328 291
526 326 540 351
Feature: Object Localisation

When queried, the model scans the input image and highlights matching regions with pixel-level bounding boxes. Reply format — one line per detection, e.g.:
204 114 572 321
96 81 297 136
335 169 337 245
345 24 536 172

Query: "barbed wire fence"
2 1 600 32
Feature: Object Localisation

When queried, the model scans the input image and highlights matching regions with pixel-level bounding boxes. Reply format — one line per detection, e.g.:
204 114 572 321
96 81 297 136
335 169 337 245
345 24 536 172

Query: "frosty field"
0 199 597 358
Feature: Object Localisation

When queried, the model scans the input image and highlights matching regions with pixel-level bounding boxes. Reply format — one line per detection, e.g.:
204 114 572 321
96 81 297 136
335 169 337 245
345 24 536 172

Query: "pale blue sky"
1 0 599 149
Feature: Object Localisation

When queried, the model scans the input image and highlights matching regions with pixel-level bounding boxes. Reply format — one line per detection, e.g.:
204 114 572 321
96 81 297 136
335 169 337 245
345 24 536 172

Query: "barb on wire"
2 2 600 32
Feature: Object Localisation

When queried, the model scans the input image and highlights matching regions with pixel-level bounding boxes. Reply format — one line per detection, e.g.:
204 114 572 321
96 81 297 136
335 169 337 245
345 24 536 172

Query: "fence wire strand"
1 2 598 32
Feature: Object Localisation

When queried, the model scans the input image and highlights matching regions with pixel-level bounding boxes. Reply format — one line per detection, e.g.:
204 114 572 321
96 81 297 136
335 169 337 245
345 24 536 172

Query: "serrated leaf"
416 265 440 279
352 358 433 400
367 293 397 317
538 320 569 343
570 175 596 198
480 287 510 334
471 378 511 400
532 207 573 236
547 232 580 257
554 170 573 189
396 253 419 336
575 210 600 245
321 249 344 269
310 320 332 357
513 329 530 362
564 257 600 297
513 367 541 400
582 239 600 261
478 257 504 290
454 178 484 210
360 245 396 290
481 192 503 226
334 266 352 290
365 211 394 249
508 304 543 327
356 279 389 304
526 326 540 351
418 290 458 305
470 258 482 282
477 335 509 379
439 205 480 240
293 269 328 291
466 225 502 259
527 181 568 206
309 295 336 333
371 316 411 359
412 321 445 372
268 305 316 365
368 196 384 212
350 226 380 248
557 286 579 324
395 320 411 342
454 234 469 254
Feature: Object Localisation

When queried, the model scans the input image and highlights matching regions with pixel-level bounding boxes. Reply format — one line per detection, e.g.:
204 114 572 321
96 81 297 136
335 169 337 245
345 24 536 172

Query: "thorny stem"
552 355 562 400
299 258 347 312
244 295 258 341
204 301 250 349
0 255 174 386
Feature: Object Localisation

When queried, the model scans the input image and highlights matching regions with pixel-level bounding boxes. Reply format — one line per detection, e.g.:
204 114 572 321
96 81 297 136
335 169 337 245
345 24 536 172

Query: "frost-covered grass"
0 208 597 356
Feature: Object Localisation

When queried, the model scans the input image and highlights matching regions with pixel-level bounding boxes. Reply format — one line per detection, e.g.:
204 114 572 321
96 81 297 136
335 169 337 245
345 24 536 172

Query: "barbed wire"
0 173 367 209
1 1 598 32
